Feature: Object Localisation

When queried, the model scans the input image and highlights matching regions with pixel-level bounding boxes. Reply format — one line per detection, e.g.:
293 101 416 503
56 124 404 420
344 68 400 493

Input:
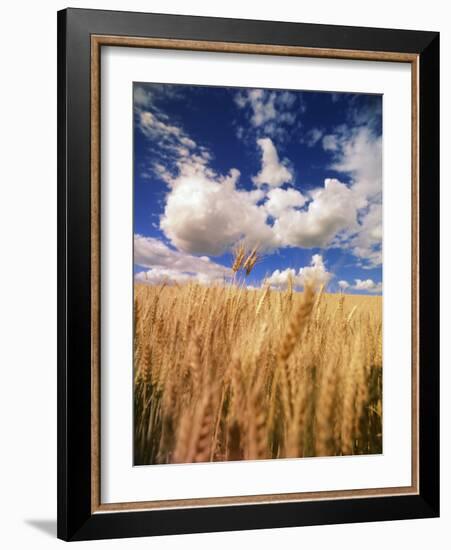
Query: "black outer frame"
57 8 439 542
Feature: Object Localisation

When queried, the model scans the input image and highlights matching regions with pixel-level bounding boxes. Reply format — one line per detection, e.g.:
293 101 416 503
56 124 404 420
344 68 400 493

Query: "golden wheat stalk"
255 283 270 317
134 281 382 464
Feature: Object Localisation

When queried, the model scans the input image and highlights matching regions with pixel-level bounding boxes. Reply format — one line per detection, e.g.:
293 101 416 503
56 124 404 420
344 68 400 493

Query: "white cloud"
337 278 382 294
135 267 224 286
136 96 209 184
134 86 153 108
303 127 323 147
158 132 377 258
135 268 194 286
134 234 231 285
277 91 297 109
351 202 382 268
273 178 360 248
235 89 277 127
353 279 383 293
266 267 297 289
158 143 363 257
322 134 339 151
234 89 301 142
264 187 306 218
137 90 382 271
252 138 293 187
331 126 382 202
160 167 278 255
266 254 332 290
152 162 173 184
298 254 332 287
134 83 184 110
139 111 197 149
152 124 380 266
338 280 350 290
321 124 383 267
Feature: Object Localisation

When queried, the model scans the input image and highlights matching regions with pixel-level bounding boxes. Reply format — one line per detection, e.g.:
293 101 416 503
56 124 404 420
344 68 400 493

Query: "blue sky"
133 82 382 294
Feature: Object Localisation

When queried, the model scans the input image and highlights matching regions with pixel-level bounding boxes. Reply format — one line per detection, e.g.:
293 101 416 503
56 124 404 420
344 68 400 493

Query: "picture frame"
57 7 439 541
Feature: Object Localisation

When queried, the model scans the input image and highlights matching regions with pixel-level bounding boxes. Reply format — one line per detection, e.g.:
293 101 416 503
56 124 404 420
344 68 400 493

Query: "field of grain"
134 282 382 465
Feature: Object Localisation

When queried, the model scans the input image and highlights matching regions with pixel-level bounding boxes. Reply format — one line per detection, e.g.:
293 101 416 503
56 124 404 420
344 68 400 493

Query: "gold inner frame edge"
90 35 420 514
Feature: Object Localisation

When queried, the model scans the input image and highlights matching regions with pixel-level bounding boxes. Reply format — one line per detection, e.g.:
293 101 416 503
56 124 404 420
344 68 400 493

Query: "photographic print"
58 12 440 539
133 82 383 466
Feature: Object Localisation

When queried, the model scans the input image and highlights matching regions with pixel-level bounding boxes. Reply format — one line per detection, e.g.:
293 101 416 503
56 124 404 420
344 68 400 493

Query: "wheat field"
134 279 382 465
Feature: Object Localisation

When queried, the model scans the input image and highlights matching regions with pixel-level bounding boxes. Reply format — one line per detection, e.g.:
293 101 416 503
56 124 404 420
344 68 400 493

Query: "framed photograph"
57 8 439 541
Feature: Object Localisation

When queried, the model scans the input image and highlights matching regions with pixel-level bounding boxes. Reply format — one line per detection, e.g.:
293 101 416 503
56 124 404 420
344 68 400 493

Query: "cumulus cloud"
265 267 297 289
135 268 196 286
266 254 332 290
264 187 306 218
137 86 382 271
354 279 383 293
331 126 382 203
160 167 277 255
134 234 231 285
298 254 332 287
159 145 373 258
135 267 226 286
273 178 360 248
159 143 361 256
252 138 293 187
320 122 383 267
351 202 382 267
336 278 382 294
136 106 281 257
